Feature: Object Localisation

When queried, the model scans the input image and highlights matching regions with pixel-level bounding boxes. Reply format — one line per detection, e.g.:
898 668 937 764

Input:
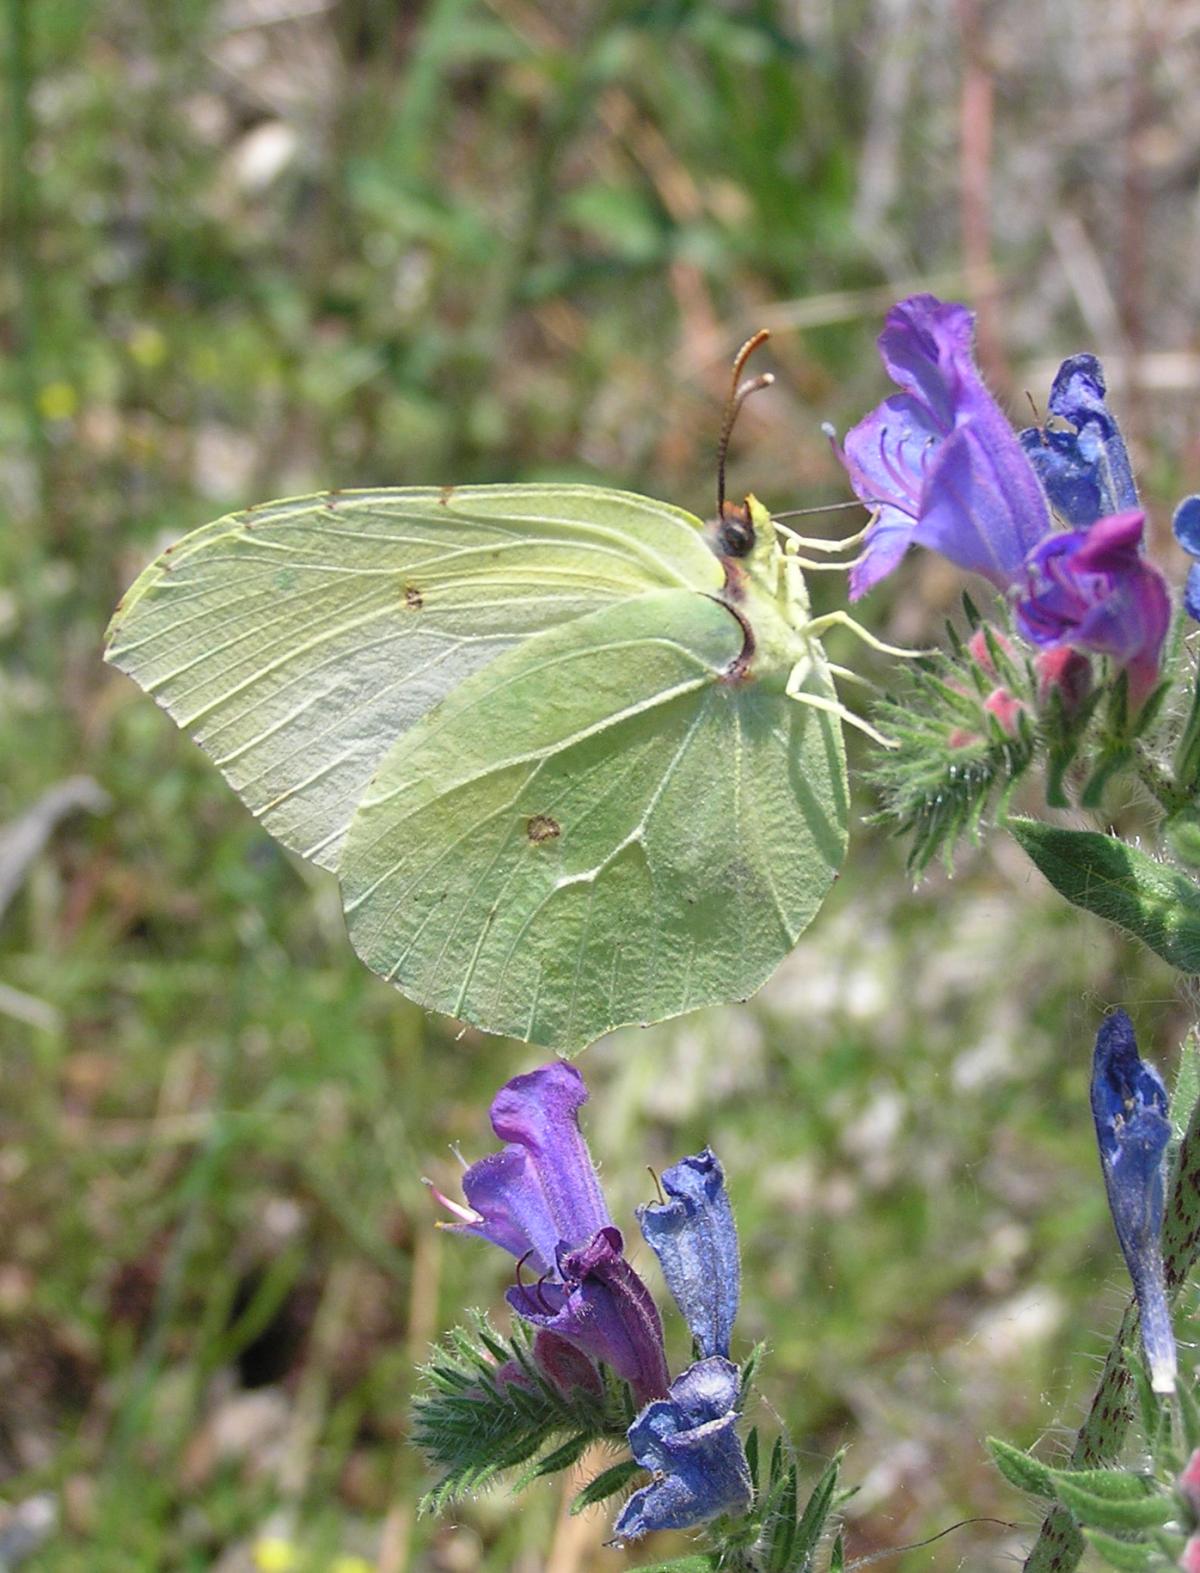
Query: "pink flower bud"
1034 646 1093 715
982 687 1028 738
1180 1448 1200 1520
967 626 1014 680
1181 1533 1200 1572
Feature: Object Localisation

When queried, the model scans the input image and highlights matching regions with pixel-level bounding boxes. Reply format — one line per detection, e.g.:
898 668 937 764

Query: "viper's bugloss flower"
1090 1011 1176 1393
430 1061 669 1405
428 1061 611 1274
637 1148 739 1360
835 294 1051 599
1172 495 1200 622
612 1356 752 1543
1015 511 1170 707
507 1225 670 1405
1019 354 1138 526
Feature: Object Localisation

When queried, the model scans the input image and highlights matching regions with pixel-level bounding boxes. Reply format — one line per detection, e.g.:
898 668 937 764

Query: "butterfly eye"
710 501 756 560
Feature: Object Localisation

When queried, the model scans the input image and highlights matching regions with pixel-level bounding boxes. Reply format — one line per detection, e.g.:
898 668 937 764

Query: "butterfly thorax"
709 493 818 690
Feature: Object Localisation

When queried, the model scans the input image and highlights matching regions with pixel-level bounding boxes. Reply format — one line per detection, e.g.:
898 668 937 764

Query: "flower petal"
1019 355 1137 525
839 295 1051 596
489 1062 611 1251
612 1357 752 1542
637 1148 739 1359
1090 1011 1175 1393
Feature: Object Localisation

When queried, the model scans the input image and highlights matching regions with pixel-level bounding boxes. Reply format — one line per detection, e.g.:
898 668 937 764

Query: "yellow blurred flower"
37 382 77 422
330 1558 374 1573
129 325 168 369
253 1537 299 1573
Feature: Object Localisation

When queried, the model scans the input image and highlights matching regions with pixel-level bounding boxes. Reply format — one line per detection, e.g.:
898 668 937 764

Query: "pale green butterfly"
105 333 900 1050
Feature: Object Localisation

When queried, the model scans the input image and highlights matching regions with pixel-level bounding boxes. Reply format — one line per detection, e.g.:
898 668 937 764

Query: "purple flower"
1090 1011 1176 1394
1019 354 1138 526
637 1148 739 1360
1015 510 1170 707
428 1061 611 1274
612 1356 752 1543
835 294 1051 599
507 1225 670 1406
1172 495 1200 622
431 1061 669 1406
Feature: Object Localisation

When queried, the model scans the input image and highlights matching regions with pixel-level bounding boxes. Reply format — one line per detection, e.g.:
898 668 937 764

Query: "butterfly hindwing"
340 590 847 1049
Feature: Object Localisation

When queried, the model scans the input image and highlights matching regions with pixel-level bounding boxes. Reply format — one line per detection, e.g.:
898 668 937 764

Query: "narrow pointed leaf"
570 1457 644 1514
988 1437 1054 1499
1008 818 1200 973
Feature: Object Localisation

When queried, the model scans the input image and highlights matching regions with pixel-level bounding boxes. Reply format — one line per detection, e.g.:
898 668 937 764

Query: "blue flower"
612 1356 753 1543
429 1061 670 1405
637 1148 739 1360
1172 495 1200 622
1090 1011 1176 1393
1019 355 1138 526
833 295 1051 598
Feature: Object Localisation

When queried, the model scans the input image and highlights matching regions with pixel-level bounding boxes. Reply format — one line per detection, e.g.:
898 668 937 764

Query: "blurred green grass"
2 1 1198 1568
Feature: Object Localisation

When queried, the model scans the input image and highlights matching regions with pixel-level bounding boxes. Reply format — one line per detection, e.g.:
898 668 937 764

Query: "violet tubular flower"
1090 1011 1176 1394
1019 354 1138 526
1015 510 1170 707
430 1060 669 1406
507 1225 670 1406
835 294 1051 599
612 1356 753 1544
637 1148 739 1360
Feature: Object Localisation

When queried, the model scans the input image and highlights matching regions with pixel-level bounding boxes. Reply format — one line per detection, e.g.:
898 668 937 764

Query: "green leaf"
518 1431 592 1485
1007 817 1200 973
829 1531 846 1572
987 1437 1055 1499
1177 1379 1200 1454
1081 1529 1159 1570
764 1461 798 1572
791 1452 843 1569
1050 1468 1160 1502
1051 1477 1174 1533
570 1457 644 1514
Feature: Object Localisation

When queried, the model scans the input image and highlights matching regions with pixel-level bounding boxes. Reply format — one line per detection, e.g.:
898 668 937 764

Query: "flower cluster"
429 1061 752 1543
835 294 1173 709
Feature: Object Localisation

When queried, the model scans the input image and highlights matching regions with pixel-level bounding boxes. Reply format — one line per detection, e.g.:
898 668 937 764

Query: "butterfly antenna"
716 328 774 518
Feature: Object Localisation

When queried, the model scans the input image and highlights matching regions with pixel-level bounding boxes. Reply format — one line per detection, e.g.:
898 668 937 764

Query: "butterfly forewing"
104 485 721 869
340 590 847 1050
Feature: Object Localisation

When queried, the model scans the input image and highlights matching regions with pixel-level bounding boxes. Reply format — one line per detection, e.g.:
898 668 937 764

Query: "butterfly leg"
784 659 896 748
803 609 930 660
773 520 870 552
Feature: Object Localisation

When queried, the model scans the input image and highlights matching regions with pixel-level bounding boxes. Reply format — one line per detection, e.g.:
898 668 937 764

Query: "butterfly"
105 333 897 1051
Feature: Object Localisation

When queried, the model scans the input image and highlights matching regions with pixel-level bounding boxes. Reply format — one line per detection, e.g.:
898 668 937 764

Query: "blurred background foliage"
3 0 1200 1568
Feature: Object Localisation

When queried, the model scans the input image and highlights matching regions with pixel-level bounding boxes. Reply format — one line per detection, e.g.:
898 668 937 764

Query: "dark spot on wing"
404 585 423 610
526 814 561 844
439 485 455 506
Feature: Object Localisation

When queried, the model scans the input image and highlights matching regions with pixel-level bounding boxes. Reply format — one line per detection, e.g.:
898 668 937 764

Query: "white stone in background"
192 423 259 501
228 120 298 192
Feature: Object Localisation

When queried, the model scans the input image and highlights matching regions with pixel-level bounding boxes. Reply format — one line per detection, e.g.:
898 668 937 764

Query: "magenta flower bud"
1016 511 1170 709
1182 1536 1200 1573
1034 645 1093 715
1180 1449 1200 1521
966 625 1014 680
982 687 1027 738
